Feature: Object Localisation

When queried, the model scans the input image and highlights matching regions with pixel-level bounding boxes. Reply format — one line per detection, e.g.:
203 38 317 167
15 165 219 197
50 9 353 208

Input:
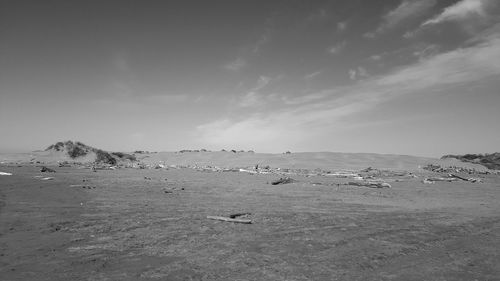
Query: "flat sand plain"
1 153 499 280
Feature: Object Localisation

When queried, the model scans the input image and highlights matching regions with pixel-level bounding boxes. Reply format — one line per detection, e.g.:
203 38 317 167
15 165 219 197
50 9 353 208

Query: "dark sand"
1 159 499 280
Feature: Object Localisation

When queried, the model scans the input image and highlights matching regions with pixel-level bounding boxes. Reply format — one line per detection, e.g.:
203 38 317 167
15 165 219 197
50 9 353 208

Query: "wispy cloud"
253 32 270 54
363 32 376 39
348 67 369 80
412 44 440 60
422 0 492 26
224 57 246 71
238 92 261 108
197 27 500 149
304 70 322 80
305 9 328 23
236 76 272 108
253 76 271 92
373 0 436 35
281 89 331 105
328 40 347 54
145 94 189 103
337 21 347 32
253 20 273 54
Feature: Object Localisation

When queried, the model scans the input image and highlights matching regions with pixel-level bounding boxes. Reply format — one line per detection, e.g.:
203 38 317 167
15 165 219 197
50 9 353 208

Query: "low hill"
441 153 500 170
41 141 136 165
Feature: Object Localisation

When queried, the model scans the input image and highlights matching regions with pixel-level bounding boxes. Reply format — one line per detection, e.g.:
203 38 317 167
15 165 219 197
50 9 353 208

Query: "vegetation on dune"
45 140 136 164
67 145 88 158
96 149 117 165
111 152 137 161
441 153 500 170
47 141 90 158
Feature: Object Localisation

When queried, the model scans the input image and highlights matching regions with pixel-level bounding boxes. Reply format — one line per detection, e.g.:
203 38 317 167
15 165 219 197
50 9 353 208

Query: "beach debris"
0 172 12 176
449 174 482 183
229 212 251 219
358 167 413 178
239 168 257 174
467 178 482 183
347 181 391 188
207 215 252 224
324 171 360 178
154 164 165 169
360 167 375 173
422 179 434 184
422 164 488 174
69 185 96 189
144 176 152 180
449 173 468 181
40 177 54 181
423 177 459 183
40 166 56 173
271 177 296 185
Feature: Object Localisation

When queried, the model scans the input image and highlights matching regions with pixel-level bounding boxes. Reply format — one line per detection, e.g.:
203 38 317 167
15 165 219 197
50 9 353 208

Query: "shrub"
68 146 87 158
112 152 137 161
96 150 117 165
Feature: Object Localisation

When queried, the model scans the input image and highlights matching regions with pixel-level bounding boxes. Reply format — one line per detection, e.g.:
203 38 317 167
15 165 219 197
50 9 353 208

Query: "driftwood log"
347 181 391 188
426 177 459 182
229 212 251 219
207 216 252 224
449 174 469 181
271 177 295 185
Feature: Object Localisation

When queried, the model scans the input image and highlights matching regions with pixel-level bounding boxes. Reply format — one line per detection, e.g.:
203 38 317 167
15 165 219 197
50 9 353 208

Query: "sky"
1 0 500 157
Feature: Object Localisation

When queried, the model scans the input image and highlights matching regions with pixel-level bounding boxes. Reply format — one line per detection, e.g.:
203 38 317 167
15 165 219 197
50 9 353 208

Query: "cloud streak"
197 26 500 149
328 41 347 54
422 0 491 26
236 76 272 108
224 57 246 71
374 0 436 34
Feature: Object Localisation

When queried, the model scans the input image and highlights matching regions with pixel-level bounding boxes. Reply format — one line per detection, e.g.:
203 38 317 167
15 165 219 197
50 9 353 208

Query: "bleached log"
207 216 252 224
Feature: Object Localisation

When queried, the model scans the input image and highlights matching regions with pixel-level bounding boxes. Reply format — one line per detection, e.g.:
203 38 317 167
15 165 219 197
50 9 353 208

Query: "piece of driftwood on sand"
229 212 251 219
347 181 391 188
207 216 252 224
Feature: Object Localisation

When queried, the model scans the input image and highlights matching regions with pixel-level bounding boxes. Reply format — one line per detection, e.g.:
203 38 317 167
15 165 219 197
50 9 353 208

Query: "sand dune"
139 151 487 171
1 149 489 172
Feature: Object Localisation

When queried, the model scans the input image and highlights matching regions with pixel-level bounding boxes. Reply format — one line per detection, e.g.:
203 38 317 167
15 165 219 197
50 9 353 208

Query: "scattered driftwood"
40 166 56 173
347 181 391 188
271 177 296 185
425 177 459 182
0 172 12 176
422 163 488 174
229 212 251 219
207 215 252 224
70 185 96 189
40 177 54 181
424 176 482 184
449 174 482 183
468 178 482 183
449 174 468 181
